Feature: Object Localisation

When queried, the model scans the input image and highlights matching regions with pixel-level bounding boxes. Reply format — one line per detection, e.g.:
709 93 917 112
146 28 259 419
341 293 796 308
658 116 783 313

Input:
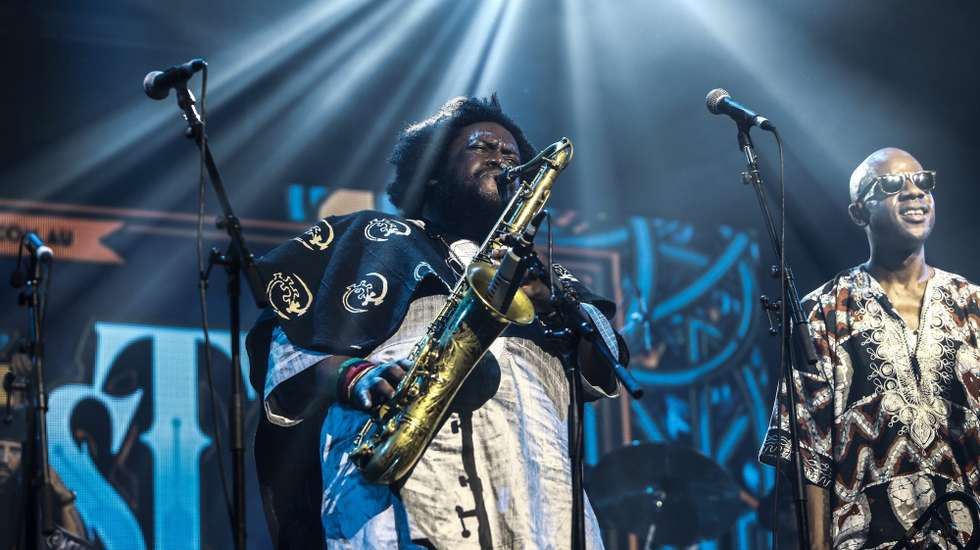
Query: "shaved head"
846 147 935 252
849 147 924 203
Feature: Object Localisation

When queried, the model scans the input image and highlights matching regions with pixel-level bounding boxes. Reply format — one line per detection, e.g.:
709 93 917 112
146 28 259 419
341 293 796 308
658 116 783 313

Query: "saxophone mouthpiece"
495 170 518 199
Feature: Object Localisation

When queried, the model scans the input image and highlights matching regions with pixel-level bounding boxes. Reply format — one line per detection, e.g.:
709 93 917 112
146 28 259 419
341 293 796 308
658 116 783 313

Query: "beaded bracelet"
338 357 370 372
337 358 377 404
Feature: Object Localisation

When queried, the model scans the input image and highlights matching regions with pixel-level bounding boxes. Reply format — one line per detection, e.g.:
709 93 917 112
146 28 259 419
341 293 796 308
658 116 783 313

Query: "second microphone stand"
543 259 644 550
172 84 268 550
12 238 56 550
735 124 818 550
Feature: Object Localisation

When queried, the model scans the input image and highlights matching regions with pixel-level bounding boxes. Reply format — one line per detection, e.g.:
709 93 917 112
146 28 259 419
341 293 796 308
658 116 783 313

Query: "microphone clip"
9 232 52 290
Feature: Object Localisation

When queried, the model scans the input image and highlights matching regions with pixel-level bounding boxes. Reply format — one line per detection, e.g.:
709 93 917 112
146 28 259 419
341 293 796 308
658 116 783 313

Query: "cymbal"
586 442 744 546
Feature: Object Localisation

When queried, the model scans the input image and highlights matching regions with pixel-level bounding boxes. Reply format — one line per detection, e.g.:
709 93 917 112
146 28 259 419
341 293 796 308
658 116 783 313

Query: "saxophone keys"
384 418 400 435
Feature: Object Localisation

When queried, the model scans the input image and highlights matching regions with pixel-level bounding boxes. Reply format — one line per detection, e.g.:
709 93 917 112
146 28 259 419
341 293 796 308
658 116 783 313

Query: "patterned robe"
760 266 980 549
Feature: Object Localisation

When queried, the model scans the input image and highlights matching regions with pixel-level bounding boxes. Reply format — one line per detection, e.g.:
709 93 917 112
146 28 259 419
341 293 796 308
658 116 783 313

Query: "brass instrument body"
351 138 573 484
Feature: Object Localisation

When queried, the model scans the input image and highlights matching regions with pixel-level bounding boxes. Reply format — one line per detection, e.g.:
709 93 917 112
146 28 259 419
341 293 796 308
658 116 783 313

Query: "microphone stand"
735 124 818 550
545 271 643 550
12 239 56 549
169 84 268 550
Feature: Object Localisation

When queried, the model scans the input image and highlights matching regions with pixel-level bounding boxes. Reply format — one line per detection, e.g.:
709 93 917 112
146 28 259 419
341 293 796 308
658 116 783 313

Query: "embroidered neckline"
849 267 954 448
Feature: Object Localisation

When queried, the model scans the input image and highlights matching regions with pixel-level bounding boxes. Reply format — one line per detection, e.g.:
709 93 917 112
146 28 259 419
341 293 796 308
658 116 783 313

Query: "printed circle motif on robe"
294 219 335 251
414 261 435 282
364 218 412 242
267 272 313 320
342 272 389 314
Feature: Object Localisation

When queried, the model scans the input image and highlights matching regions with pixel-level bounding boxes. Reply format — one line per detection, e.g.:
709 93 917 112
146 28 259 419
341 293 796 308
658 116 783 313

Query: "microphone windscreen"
143 71 169 100
705 88 731 114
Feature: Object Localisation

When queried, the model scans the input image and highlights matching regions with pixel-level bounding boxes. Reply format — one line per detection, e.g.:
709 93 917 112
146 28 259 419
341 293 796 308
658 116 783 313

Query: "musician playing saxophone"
247 95 627 549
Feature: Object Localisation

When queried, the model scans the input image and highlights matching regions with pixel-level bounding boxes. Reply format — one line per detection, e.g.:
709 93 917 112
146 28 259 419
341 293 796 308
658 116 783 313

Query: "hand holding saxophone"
338 358 412 411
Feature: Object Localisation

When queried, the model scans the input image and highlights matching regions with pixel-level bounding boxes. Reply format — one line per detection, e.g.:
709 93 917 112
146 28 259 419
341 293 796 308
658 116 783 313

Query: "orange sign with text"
0 213 124 264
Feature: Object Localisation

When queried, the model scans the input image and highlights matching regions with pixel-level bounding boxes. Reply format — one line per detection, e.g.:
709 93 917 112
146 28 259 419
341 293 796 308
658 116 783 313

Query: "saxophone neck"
501 137 573 182
542 137 574 170
502 137 572 233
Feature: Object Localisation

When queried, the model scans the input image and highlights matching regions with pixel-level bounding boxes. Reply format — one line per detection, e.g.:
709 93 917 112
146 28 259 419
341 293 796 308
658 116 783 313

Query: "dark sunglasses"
858 170 936 202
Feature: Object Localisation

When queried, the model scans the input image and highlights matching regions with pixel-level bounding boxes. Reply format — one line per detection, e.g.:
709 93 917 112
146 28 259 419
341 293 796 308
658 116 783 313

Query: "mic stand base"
545 284 645 550
563 349 587 550
207 248 249 550
542 326 586 550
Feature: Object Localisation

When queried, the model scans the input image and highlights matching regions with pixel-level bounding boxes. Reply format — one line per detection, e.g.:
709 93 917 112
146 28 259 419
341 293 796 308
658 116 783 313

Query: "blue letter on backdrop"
48 324 149 550
48 323 251 549
138 326 212 550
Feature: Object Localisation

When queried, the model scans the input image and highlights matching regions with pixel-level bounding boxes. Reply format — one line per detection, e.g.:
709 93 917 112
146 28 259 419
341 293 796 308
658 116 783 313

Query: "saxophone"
350 137 574 484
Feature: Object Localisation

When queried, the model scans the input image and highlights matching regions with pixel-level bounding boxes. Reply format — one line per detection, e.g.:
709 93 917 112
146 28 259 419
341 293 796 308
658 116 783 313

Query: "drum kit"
586 441 748 548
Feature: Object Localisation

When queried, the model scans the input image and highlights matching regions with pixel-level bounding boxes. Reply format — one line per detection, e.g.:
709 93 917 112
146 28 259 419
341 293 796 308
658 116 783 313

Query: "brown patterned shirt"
760 266 980 549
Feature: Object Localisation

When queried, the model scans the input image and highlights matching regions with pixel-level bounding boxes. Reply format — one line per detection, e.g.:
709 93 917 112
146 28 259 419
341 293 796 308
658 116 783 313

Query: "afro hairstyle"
386 94 536 217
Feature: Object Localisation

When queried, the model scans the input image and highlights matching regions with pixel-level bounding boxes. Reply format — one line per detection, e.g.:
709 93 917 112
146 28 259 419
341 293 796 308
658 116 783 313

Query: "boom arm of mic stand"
175 85 267 308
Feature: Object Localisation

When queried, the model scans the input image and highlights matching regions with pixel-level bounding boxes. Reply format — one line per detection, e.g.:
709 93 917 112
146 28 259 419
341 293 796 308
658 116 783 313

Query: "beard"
428 171 507 240
0 466 14 487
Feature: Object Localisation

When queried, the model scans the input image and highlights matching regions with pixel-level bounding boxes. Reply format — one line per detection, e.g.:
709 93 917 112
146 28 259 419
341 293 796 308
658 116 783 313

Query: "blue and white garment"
264 239 620 549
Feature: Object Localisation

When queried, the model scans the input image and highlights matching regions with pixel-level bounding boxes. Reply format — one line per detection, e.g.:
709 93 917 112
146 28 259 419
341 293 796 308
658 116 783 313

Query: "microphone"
143 58 206 100
705 88 775 131
487 211 545 313
24 232 53 264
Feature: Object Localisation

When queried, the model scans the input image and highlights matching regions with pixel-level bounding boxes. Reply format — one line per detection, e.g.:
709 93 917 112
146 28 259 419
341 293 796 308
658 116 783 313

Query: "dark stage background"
2 1 978 549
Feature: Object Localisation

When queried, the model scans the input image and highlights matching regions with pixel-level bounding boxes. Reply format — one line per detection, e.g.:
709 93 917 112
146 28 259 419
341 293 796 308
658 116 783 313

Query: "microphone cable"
777 124 786 550
765 125 788 550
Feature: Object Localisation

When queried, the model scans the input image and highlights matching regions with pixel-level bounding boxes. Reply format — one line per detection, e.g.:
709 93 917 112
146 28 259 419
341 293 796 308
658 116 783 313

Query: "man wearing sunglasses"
760 148 980 549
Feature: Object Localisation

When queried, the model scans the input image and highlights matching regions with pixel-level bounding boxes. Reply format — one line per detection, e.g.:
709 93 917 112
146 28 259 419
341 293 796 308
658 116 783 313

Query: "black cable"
759 128 787 550
773 128 791 550
194 65 235 527
543 210 587 549
10 234 24 288
546 210 555 292
773 131 785 346
40 261 51 337
773 472 781 548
